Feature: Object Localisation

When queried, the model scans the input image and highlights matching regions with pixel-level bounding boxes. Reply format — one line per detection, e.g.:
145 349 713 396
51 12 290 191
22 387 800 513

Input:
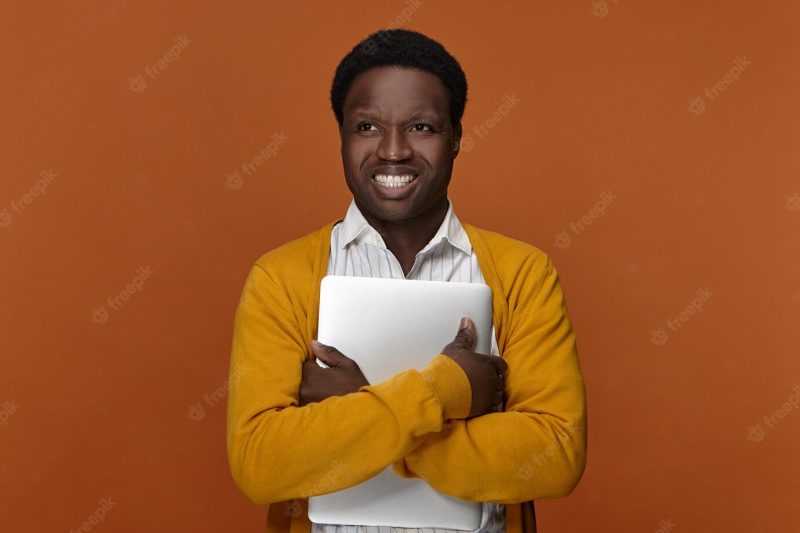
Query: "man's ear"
452 122 463 159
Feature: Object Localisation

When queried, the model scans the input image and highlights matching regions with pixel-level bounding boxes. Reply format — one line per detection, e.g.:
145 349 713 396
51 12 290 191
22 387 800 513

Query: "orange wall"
2 1 798 531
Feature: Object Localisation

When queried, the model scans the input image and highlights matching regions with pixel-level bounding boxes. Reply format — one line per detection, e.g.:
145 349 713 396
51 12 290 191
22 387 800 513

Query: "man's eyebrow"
407 111 444 123
349 109 381 121
347 109 445 123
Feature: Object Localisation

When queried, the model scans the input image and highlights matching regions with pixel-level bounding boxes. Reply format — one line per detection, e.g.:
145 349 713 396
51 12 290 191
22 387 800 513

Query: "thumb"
451 316 475 350
311 340 346 367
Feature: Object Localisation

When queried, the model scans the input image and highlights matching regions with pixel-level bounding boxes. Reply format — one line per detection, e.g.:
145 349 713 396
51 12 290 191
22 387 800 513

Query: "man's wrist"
420 354 472 420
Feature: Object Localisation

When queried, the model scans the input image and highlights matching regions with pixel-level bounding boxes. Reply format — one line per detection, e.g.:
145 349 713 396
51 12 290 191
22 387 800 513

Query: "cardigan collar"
306 218 509 352
335 197 473 257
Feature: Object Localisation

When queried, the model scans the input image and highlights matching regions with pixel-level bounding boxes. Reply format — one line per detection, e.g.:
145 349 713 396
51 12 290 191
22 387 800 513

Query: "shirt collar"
337 197 473 256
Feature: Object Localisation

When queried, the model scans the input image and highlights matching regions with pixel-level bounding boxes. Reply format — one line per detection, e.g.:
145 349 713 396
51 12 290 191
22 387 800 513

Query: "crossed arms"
226 254 586 505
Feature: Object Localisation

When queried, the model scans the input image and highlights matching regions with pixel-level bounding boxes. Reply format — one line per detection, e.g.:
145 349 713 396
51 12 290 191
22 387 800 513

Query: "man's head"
330 29 468 226
330 29 468 129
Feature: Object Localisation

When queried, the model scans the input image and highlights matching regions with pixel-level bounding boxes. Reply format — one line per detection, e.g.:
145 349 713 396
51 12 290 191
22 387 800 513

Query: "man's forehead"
344 67 447 105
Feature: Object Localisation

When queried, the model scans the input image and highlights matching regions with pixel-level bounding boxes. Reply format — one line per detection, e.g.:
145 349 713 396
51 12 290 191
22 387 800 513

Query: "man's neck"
360 199 449 276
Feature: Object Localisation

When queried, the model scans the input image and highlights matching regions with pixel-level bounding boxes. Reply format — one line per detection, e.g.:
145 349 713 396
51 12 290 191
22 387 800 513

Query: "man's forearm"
393 254 587 503
392 402 586 503
229 359 468 503
227 264 473 504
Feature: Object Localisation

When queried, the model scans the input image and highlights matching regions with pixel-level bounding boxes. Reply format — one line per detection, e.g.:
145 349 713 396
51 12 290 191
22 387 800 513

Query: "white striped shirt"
311 197 505 533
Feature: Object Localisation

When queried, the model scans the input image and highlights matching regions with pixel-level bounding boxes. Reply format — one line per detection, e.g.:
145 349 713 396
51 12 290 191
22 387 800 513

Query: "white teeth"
373 174 416 187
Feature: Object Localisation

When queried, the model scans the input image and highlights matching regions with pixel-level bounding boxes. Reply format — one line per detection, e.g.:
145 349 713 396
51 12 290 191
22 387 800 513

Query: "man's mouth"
372 173 418 188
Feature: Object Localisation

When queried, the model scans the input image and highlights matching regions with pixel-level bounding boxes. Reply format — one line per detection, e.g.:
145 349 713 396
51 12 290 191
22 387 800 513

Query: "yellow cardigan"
227 220 587 533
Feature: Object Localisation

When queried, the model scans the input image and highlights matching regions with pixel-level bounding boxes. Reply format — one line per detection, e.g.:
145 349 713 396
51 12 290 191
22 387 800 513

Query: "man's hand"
299 340 370 405
441 317 508 419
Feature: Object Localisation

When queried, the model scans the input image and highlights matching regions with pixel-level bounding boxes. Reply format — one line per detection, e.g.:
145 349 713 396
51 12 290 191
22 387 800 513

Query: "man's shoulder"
465 223 559 303
252 221 336 274
466 223 552 269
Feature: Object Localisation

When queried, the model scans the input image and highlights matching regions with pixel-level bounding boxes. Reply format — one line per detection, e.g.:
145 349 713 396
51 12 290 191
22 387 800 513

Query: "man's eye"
411 124 434 132
357 123 378 131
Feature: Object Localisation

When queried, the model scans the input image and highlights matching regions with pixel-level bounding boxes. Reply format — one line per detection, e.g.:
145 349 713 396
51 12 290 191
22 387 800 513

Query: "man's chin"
369 209 415 224
357 200 418 225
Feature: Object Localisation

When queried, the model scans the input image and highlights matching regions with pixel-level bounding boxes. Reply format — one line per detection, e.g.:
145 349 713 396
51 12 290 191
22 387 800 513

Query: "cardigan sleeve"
226 262 473 505
391 255 587 503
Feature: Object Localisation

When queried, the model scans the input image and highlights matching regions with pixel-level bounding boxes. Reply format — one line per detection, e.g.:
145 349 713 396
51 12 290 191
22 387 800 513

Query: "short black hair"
330 28 468 127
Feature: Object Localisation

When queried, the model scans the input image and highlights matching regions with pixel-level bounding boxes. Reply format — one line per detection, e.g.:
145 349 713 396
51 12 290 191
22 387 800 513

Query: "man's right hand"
440 317 508 419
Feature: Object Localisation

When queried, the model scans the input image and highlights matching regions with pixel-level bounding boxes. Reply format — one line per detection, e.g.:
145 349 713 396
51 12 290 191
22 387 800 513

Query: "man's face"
339 66 462 224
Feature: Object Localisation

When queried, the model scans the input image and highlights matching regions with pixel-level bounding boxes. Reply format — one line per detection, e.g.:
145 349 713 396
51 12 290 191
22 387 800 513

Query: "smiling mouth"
372 173 418 188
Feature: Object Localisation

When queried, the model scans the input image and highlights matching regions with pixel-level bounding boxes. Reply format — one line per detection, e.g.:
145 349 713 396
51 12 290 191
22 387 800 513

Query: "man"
227 29 586 533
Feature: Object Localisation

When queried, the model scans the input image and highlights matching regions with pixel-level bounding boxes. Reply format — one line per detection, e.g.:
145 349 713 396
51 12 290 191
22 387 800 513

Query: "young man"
227 29 587 533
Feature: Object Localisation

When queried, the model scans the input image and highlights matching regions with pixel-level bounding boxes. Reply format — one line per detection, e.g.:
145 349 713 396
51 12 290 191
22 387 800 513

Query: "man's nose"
375 127 413 161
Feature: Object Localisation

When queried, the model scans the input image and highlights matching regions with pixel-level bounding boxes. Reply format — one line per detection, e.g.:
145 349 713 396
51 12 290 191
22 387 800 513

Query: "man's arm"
391 255 587 503
226 262 472 505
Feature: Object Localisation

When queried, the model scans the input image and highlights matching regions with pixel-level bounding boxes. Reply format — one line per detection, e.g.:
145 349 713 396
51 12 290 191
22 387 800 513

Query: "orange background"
2 1 799 531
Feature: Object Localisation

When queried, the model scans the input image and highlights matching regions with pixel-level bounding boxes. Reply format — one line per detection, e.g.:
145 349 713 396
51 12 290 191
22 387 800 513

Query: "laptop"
307 275 494 530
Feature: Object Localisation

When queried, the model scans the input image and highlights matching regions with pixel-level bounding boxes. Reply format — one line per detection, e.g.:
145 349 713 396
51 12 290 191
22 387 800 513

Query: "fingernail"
311 340 321 347
459 316 468 329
